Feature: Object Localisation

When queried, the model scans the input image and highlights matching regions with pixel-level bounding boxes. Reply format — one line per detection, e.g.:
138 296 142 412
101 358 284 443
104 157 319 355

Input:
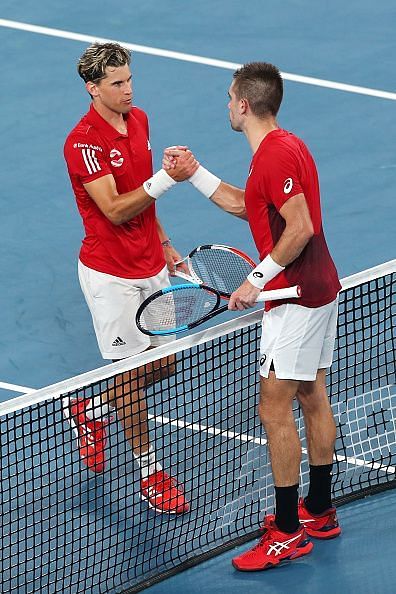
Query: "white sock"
134 446 162 479
85 396 115 420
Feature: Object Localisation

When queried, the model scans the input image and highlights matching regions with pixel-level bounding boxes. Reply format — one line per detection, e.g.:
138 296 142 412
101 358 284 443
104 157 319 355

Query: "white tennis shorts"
259 297 339 381
78 261 174 359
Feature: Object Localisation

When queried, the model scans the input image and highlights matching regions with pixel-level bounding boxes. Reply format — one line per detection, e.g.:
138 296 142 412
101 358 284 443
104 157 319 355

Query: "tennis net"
1 259 395 593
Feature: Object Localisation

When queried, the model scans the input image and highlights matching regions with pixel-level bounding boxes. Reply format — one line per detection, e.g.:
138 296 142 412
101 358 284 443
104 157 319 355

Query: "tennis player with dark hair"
63 42 198 514
164 62 342 566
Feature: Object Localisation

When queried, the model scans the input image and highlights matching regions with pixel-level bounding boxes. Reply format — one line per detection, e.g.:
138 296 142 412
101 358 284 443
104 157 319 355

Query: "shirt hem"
79 255 166 280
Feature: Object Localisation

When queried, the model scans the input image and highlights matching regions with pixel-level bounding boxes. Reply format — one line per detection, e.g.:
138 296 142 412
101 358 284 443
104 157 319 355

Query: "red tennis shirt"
245 129 341 308
64 104 165 278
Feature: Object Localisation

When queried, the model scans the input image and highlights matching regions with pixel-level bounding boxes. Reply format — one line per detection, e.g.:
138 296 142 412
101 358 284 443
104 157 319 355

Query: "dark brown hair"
233 62 283 117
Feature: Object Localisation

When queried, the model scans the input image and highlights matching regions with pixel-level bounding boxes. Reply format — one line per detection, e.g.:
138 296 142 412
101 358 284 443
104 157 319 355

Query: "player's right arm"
83 174 156 225
65 137 198 225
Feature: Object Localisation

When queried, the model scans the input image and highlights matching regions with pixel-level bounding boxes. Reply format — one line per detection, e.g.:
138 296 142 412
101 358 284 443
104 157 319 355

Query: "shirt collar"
86 103 130 140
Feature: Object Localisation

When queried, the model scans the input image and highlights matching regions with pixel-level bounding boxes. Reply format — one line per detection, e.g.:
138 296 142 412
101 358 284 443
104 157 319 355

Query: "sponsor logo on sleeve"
283 177 293 194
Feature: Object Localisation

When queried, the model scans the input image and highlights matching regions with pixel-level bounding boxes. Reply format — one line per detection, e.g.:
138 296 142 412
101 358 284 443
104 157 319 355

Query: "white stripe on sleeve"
91 150 101 172
81 148 92 175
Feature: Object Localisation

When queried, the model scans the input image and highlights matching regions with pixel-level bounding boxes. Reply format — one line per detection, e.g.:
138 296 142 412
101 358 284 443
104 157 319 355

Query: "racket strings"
140 288 219 332
190 249 254 295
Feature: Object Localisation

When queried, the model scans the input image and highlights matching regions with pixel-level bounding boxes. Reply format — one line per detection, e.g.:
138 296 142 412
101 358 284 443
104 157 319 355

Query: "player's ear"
86 81 98 97
239 98 248 114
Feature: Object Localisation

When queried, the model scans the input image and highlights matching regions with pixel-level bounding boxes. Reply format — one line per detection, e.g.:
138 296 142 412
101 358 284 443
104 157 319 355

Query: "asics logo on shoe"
78 424 92 436
299 518 316 524
267 534 301 556
84 434 96 445
146 486 164 501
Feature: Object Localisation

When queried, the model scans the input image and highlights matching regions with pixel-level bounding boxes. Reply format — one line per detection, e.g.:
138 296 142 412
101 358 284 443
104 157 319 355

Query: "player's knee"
258 400 291 430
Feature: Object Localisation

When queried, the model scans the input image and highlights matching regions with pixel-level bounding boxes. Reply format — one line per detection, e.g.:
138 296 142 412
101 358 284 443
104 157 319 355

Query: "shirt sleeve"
260 146 303 211
64 135 111 184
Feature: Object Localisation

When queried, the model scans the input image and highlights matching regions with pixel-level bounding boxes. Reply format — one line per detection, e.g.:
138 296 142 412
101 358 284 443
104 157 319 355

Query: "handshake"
162 145 199 182
142 146 221 201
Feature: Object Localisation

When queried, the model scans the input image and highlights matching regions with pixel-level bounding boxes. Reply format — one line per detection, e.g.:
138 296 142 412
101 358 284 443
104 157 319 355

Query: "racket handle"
256 285 301 302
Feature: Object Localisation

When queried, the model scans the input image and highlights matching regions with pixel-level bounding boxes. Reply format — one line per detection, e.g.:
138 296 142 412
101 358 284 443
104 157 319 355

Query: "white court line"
1 18 396 101
1 377 394 475
148 413 395 475
0 381 35 394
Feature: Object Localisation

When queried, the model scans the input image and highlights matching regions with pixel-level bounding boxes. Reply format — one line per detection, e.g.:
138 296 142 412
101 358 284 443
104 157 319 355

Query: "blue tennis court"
1 2 395 593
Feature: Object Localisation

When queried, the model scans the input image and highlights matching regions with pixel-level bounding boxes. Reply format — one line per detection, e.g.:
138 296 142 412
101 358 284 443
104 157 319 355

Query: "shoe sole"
232 541 314 572
305 527 341 539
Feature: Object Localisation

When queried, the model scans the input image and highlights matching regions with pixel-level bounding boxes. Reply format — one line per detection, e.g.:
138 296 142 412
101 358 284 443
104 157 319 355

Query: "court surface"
0 2 395 593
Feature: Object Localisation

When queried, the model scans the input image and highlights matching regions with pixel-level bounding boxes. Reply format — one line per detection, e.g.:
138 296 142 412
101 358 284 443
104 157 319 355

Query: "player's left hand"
228 280 261 311
163 244 189 276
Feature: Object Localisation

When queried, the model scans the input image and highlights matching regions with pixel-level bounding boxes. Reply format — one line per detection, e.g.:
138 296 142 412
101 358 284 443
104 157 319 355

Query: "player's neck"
245 118 279 154
92 102 128 135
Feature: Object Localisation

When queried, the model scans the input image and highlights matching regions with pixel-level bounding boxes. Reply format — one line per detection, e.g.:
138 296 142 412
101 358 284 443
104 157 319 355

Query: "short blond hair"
77 42 131 83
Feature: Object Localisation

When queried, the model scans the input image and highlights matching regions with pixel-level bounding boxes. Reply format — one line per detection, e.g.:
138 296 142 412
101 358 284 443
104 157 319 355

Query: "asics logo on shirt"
267 534 301 556
283 177 293 194
110 148 124 167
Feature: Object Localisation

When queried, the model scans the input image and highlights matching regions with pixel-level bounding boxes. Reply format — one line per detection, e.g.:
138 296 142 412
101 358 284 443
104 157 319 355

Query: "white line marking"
1 379 394 475
0 381 35 393
0 18 395 101
147 413 395 475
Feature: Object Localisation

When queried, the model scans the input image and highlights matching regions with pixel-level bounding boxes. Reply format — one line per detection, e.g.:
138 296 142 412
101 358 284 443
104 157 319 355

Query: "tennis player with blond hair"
64 42 198 514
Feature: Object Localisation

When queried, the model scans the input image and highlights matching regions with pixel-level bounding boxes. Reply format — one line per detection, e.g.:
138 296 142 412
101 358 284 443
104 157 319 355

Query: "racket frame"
136 283 301 336
173 244 256 296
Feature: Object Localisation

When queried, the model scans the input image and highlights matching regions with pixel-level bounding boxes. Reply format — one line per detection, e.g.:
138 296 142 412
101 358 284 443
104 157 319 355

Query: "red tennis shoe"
63 397 108 473
232 515 313 571
141 470 189 514
298 498 341 539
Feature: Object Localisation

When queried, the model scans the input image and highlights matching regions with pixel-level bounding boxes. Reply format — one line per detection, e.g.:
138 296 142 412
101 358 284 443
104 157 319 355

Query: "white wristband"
188 165 221 198
143 169 177 199
247 254 285 289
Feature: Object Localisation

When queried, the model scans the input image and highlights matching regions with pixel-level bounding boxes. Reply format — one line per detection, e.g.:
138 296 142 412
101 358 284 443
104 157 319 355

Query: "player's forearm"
209 182 247 219
109 169 179 225
188 165 247 219
107 186 156 225
271 221 313 266
246 224 313 290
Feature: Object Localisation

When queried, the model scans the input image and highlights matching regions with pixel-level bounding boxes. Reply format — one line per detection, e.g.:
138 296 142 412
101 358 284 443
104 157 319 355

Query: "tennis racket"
172 244 258 296
137 243 301 335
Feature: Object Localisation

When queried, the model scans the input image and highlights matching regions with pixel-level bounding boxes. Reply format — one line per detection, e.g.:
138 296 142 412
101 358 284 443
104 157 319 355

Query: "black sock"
274 484 300 533
305 464 333 514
